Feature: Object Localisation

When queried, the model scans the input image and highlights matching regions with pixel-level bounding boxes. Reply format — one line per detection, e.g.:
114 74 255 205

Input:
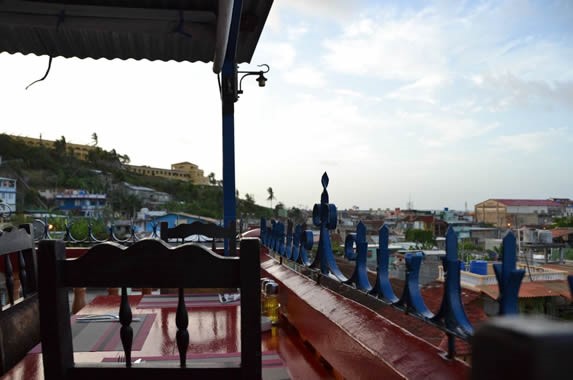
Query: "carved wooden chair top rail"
38 237 261 380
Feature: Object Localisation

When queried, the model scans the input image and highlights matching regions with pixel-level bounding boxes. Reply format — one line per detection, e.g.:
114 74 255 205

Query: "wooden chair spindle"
175 287 189 367
18 252 27 298
4 255 14 306
119 287 133 367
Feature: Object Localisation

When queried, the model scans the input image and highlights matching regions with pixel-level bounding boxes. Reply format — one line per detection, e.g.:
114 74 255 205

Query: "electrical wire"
25 56 53 90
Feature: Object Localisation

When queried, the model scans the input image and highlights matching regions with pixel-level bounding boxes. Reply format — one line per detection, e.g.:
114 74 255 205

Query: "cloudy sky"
1 0 572 211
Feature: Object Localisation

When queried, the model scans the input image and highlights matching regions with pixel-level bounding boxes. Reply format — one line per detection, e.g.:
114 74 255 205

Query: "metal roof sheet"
0 0 273 64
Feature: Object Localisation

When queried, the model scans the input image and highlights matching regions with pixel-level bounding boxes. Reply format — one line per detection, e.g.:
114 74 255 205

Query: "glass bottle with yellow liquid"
263 281 280 324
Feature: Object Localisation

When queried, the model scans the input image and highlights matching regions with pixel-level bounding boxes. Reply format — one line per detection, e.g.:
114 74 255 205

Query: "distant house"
551 228 573 245
144 212 220 234
122 182 171 206
55 189 106 217
0 177 16 213
474 199 565 227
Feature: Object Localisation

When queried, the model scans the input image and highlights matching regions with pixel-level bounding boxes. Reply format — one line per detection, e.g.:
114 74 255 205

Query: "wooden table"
0 294 333 379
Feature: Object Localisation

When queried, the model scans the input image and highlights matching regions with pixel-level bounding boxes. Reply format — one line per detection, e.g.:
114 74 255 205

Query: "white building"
0 177 17 213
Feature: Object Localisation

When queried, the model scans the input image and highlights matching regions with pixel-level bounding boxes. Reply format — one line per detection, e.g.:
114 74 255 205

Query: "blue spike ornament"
291 224 301 261
309 173 347 281
493 231 525 315
344 233 358 260
259 218 267 246
285 220 294 259
431 227 473 337
275 221 286 255
298 228 313 266
368 225 399 303
344 222 373 291
396 252 434 319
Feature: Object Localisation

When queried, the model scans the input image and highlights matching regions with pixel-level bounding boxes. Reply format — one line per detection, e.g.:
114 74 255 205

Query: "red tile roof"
477 281 571 301
551 228 573 239
493 199 561 207
544 263 573 275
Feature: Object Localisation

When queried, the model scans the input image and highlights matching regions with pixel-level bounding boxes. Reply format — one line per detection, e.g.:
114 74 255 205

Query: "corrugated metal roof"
0 0 273 63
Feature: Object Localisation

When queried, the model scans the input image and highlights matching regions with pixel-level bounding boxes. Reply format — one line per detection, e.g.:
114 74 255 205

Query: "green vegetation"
0 134 272 220
405 228 435 248
552 216 573 228
564 248 573 261
458 239 483 252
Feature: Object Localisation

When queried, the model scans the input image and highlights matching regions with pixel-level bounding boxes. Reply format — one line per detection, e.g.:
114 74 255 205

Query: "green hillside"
0 134 270 220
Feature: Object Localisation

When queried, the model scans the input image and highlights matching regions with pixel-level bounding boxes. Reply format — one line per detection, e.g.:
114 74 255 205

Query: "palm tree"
266 187 275 209
91 132 98 147
208 172 216 185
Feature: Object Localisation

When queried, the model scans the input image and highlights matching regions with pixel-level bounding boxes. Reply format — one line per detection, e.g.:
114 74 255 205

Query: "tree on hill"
53 136 68 158
208 172 216 185
267 187 275 209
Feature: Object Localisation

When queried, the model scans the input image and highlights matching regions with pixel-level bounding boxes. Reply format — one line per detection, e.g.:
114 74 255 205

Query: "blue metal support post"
220 0 243 255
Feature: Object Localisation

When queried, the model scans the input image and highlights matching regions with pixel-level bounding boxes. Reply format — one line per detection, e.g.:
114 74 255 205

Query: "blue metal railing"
259 172 573 359
31 217 160 245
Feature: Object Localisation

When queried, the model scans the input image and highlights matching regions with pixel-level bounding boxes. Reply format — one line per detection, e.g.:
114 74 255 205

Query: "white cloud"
472 73 573 110
387 75 448 104
287 25 309 41
283 66 326 88
490 128 567 153
255 42 296 71
322 9 446 81
388 110 498 147
487 39 573 82
278 0 367 20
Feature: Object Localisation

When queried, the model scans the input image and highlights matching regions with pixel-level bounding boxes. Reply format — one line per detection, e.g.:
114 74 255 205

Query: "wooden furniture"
0 224 39 375
160 220 237 255
0 292 333 380
38 238 261 380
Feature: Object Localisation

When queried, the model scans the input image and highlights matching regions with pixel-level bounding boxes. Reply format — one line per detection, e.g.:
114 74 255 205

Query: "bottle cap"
261 278 273 291
265 282 278 295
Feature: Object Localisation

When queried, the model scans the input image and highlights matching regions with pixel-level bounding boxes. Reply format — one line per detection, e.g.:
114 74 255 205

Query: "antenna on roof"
406 194 413 210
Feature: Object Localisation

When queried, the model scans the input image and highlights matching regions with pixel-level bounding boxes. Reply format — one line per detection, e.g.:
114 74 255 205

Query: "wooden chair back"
38 238 261 380
160 220 237 255
0 224 39 375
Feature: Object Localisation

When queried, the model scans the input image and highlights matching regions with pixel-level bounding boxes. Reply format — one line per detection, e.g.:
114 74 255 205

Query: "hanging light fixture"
237 64 270 98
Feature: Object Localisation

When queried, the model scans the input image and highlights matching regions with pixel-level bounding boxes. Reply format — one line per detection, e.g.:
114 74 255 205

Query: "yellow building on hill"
9 135 209 185
126 162 209 185
12 135 94 160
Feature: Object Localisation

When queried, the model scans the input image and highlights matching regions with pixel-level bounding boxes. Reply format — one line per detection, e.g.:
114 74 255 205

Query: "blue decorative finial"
321 172 329 188
310 172 347 281
320 172 329 204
